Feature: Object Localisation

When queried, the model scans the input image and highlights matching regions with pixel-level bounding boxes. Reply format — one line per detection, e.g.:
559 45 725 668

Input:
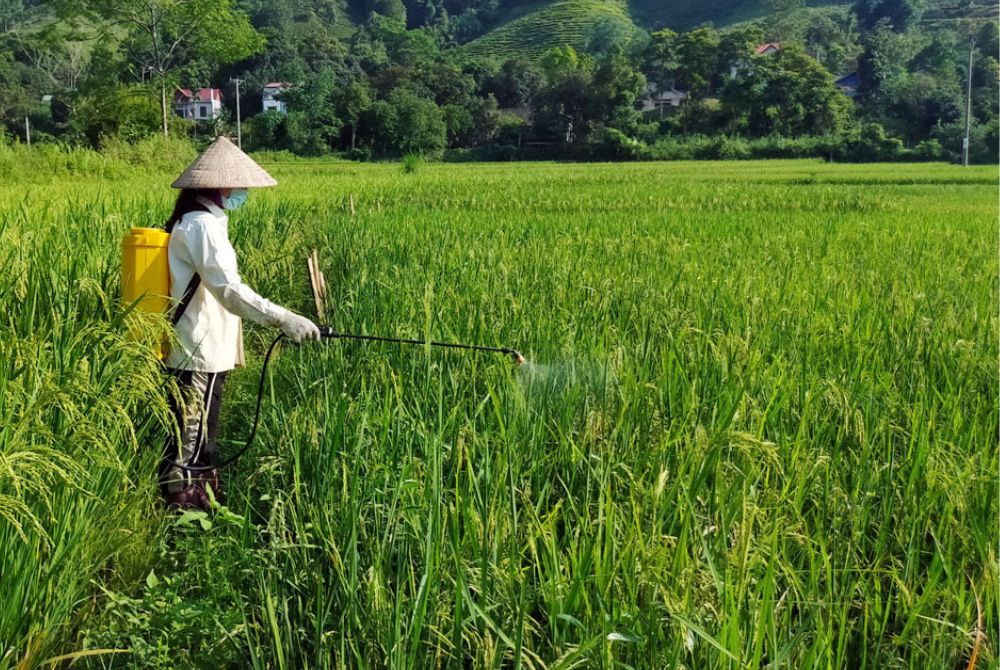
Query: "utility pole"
962 37 975 167
24 116 30 146
231 78 243 149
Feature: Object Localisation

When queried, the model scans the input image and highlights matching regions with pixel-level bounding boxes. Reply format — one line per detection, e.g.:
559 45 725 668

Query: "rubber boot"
165 483 211 511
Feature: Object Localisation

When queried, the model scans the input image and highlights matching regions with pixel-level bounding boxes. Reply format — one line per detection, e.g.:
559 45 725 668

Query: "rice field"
0 157 997 669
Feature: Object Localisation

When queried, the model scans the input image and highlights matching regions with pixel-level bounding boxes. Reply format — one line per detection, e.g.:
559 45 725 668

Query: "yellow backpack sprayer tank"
121 227 171 356
122 227 171 311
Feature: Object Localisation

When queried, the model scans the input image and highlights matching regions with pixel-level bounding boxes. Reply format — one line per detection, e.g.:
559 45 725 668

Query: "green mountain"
462 0 637 60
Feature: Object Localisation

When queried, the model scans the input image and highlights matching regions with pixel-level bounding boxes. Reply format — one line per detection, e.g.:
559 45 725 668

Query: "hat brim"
171 136 277 189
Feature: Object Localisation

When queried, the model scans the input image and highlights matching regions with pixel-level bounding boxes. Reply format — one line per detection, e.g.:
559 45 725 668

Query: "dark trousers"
160 369 228 495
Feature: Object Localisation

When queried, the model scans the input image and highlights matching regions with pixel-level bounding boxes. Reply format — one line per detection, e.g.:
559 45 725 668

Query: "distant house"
835 72 861 98
262 82 292 113
641 83 688 115
174 88 223 120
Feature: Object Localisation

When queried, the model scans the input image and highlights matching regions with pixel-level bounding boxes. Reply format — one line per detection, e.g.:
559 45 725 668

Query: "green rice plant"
0 200 175 668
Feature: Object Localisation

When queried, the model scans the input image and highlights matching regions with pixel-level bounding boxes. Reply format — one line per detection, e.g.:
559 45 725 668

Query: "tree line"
0 0 996 162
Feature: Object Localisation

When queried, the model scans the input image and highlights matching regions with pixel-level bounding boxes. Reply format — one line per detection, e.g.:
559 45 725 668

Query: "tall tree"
11 23 91 92
716 24 764 84
675 26 720 96
856 20 913 100
644 28 679 92
58 0 263 136
483 58 541 108
720 43 850 136
539 44 581 81
338 79 373 150
588 48 645 134
585 17 637 57
0 50 35 128
532 46 591 144
854 0 924 32
384 86 446 153
0 0 25 33
801 10 861 74
279 66 343 153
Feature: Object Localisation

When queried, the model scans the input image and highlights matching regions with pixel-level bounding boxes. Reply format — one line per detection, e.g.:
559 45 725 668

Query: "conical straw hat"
171 136 277 189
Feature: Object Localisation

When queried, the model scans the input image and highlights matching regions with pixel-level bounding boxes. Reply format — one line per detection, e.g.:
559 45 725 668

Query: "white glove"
277 309 321 343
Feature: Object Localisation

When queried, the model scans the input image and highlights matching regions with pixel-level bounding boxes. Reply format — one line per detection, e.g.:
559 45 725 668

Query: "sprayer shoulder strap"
170 273 201 326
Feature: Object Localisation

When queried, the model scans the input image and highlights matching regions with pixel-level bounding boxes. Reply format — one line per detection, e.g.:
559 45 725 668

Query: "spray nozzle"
505 349 527 366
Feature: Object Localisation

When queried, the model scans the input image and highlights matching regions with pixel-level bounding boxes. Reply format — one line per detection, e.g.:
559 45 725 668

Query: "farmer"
160 136 320 509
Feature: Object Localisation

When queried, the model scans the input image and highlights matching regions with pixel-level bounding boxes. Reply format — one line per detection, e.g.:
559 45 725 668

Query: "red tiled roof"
263 82 292 89
174 87 221 102
755 43 781 54
195 88 221 101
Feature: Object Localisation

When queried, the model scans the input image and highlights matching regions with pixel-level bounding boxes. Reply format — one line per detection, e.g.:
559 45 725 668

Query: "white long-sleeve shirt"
166 197 288 372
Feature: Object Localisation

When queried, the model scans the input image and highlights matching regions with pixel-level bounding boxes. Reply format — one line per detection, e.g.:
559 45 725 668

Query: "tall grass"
0 136 194 183
0 158 996 668
0 190 176 667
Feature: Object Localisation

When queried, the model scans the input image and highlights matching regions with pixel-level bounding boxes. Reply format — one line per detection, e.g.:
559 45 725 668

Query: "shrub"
931 119 999 164
912 138 945 162
841 122 905 162
649 135 716 160
346 146 373 162
247 110 293 152
248 149 301 163
748 135 837 159
402 153 423 173
589 128 649 160
488 144 519 161
709 136 751 160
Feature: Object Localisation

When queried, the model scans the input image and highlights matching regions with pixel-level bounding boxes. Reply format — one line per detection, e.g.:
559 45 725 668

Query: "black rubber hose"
164 332 284 473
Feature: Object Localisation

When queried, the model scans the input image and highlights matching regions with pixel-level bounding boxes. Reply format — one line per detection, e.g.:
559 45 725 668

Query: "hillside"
458 0 851 60
458 0 849 61
629 0 845 30
633 0 999 29
462 0 637 60
459 0 995 62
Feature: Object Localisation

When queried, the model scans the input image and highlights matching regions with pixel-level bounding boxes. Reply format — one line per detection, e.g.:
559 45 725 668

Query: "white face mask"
222 189 249 210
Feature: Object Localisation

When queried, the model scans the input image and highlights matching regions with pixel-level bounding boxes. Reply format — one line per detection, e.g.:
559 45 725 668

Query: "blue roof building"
835 72 861 98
